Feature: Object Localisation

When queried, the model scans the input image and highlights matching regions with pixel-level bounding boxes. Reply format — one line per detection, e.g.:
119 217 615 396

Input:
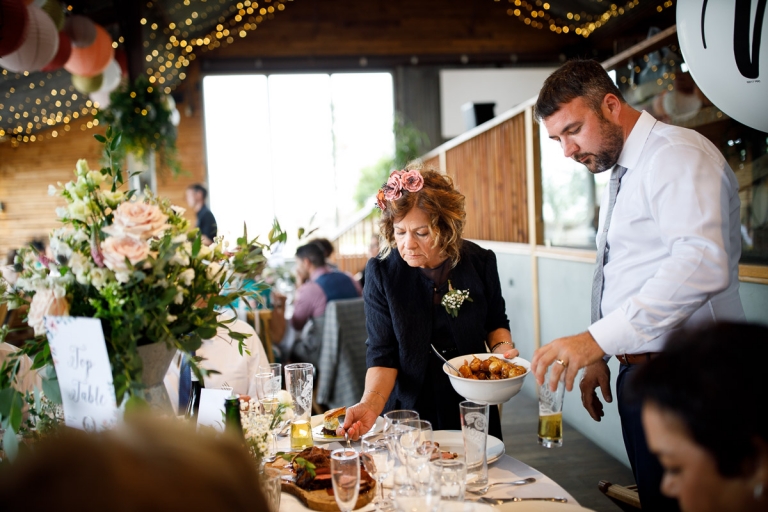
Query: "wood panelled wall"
444 112 528 243
0 65 207 263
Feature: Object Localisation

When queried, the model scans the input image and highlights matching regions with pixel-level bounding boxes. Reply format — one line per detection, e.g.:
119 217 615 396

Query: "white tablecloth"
275 432 578 512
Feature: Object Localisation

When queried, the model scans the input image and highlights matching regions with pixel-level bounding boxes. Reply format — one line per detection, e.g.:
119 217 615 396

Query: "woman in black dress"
339 165 518 440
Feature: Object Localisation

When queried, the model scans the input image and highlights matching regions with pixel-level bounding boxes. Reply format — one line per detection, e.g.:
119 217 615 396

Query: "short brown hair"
379 162 466 267
534 59 625 121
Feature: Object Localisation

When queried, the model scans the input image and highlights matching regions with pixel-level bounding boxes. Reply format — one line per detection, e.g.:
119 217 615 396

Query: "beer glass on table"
285 363 314 451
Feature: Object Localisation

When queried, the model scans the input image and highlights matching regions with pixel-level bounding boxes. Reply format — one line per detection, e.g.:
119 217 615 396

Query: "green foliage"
96 76 181 175
354 114 430 208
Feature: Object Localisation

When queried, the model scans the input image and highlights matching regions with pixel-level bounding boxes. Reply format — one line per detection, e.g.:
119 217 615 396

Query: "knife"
480 497 569 505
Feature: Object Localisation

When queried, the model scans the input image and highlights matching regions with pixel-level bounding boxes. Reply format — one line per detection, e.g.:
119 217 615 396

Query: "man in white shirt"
164 309 268 415
530 60 745 510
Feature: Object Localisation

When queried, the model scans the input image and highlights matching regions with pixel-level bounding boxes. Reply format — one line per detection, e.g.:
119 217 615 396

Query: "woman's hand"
497 347 519 359
336 402 378 441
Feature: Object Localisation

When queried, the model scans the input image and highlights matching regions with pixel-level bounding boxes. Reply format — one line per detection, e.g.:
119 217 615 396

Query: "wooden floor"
499 392 636 512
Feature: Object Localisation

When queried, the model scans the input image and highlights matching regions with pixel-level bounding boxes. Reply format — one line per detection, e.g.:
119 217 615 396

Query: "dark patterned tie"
591 165 628 323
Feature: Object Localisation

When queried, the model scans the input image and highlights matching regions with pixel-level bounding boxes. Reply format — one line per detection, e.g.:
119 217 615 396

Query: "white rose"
205 261 222 280
27 289 70 336
75 159 89 176
103 202 169 240
68 200 88 222
89 268 109 289
87 170 104 186
101 236 150 279
281 407 295 422
277 390 292 405
179 268 195 286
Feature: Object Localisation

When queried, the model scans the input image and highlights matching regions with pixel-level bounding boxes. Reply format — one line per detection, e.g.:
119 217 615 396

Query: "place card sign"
44 317 119 431
196 388 233 432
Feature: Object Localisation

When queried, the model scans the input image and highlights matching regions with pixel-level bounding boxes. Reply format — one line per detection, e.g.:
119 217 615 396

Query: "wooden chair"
598 480 642 510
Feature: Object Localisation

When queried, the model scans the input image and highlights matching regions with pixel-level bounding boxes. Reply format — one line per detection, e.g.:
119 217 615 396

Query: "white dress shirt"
589 111 745 356
164 310 268 414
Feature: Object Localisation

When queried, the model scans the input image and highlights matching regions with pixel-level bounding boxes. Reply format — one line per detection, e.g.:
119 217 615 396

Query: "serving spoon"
431 344 461 374
481 497 568 505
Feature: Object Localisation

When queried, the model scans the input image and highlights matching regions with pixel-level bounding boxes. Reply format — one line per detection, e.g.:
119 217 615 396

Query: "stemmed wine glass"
331 448 361 512
361 433 395 511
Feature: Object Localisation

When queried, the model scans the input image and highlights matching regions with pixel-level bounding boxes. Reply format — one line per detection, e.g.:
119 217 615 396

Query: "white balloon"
677 0 768 132
97 58 122 93
90 89 112 109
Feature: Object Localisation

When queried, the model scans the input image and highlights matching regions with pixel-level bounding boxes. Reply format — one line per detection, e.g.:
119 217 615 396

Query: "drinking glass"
259 363 282 391
431 459 466 501
361 433 395 511
398 419 435 488
460 401 489 489
285 363 314 450
538 365 565 448
331 448 361 512
383 410 419 433
260 466 282 512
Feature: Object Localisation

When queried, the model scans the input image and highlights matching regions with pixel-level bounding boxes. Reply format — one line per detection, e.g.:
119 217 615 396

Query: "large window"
203 73 394 250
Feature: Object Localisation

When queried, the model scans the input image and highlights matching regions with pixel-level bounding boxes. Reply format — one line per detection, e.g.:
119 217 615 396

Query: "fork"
466 477 537 495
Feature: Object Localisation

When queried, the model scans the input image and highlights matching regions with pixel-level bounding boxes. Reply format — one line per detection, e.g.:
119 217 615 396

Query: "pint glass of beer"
537 366 565 447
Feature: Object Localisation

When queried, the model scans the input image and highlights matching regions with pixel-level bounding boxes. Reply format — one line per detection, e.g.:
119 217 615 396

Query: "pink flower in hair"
384 173 403 201
401 170 424 193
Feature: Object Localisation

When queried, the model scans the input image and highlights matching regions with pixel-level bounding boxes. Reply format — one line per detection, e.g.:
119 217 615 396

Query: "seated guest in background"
165 308 268 414
630 322 768 512
311 238 337 269
290 242 361 364
0 416 267 511
356 234 381 288
186 183 218 246
340 165 517 441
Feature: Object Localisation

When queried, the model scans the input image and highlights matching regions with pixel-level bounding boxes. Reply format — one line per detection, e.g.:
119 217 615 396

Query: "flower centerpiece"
0 128 285 455
240 390 294 461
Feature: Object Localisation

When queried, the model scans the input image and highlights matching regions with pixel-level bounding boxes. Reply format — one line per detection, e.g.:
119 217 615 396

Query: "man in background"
290 242 361 365
186 184 217 245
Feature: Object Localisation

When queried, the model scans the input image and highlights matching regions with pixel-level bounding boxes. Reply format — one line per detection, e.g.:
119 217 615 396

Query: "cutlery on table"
466 477 537 495
480 497 568 505
431 344 461 373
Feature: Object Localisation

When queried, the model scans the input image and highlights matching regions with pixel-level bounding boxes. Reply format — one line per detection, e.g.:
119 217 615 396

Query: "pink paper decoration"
63 14 95 47
64 22 113 77
0 0 29 57
0 4 58 72
41 30 70 71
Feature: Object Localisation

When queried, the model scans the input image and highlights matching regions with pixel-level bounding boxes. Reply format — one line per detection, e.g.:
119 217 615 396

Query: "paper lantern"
0 0 29 57
0 4 58 72
89 88 111 109
98 58 121 92
71 72 102 93
64 23 113 77
40 30 70 70
41 0 63 30
63 14 95 47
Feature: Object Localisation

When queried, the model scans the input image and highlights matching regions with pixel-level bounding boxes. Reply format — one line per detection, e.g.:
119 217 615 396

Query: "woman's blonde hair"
379 162 466 267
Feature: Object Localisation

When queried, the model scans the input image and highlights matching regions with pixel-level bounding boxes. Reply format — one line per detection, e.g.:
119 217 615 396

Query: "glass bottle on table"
224 396 245 442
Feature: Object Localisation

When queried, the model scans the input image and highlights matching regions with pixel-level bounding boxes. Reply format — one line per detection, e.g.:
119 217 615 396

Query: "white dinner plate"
433 430 505 465
495 503 594 512
310 414 385 442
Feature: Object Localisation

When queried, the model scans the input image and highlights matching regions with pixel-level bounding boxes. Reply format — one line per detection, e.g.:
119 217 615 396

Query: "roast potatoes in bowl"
442 353 530 405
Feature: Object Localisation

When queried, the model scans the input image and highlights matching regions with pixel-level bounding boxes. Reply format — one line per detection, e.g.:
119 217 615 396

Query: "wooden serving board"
267 457 376 512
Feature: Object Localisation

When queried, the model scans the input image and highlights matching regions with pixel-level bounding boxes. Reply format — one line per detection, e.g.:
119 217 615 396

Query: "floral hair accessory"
374 169 425 210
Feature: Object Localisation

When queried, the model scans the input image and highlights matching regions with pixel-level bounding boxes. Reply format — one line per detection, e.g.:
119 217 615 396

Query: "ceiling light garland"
495 0 674 37
1 0 294 145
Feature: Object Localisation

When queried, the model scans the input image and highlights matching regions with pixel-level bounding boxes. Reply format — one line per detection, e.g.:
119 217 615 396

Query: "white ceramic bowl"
442 353 530 405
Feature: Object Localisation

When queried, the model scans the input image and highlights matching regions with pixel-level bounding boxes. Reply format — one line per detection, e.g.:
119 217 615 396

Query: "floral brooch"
441 280 473 318
375 169 424 210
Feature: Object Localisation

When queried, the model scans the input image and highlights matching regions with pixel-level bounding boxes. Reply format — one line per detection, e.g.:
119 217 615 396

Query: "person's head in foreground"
0 416 267 511
630 322 768 512
377 162 465 268
535 59 629 175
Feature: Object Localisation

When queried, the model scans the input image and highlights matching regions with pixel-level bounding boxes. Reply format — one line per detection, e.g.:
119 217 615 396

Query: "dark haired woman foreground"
630 322 768 512
339 165 518 440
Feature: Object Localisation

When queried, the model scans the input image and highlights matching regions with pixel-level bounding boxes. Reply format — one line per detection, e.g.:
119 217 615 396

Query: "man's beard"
573 116 624 174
